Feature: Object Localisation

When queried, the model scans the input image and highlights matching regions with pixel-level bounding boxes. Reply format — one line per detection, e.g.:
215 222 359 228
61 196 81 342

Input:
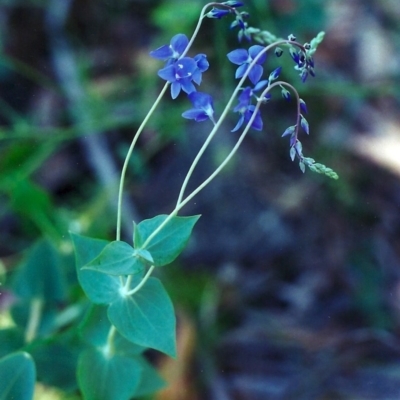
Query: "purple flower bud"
206 8 230 19
268 66 282 81
222 1 244 7
290 146 296 161
290 48 300 64
274 47 283 57
281 86 291 101
300 70 308 83
295 140 303 155
299 99 308 114
282 125 296 137
300 115 309 134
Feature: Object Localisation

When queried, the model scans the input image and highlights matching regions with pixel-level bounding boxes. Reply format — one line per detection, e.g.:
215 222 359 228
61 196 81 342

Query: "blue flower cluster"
146 2 337 177
150 34 209 99
149 1 316 145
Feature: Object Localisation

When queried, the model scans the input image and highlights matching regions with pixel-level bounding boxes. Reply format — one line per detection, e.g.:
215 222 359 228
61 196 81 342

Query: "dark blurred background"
1 0 400 399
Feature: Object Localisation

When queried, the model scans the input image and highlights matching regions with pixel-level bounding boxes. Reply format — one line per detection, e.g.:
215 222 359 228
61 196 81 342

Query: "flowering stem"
175 93 263 213
118 29 309 289
140 96 260 252
116 82 169 241
268 80 302 144
176 39 302 207
115 2 234 244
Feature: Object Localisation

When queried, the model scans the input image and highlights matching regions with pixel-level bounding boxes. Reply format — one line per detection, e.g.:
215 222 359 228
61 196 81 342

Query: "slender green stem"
181 2 237 59
141 94 263 250
103 325 117 358
114 3 225 242
116 82 169 241
25 298 43 343
174 82 305 216
269 80 301 142
123 274 133 291
126 265 155 296
174 95 263 214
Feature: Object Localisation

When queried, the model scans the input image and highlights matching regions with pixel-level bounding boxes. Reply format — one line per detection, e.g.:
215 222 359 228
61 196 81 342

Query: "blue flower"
150 34 188 63
192 54 209 85
227 45 266 85
231 87 263 132
182 92 215 123
157 52 209 99
158 57 198 99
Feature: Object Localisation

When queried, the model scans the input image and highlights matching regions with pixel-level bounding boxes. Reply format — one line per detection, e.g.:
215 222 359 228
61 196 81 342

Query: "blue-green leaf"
71 233 121 304
79 304 145 356
30 338 79 392
0 352 36 400
77 347 142 400
134 214 200 267
0 328 25 359
83 240 146 276
134 356 166 397
108 277 176 357
11 239 66 302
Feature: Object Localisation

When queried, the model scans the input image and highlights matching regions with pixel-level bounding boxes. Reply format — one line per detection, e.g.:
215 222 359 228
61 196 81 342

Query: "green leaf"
134 214 200 267
77 347 142 400
71 233 121 304
11 239 66 302
108 277 176 357
9 179 57 238
0 328 25 359
11 299 58 337
31 338 80 392
134 356 166 397
83 240 146 276
78 304 112 347
79 304 145 355
0 352 36 400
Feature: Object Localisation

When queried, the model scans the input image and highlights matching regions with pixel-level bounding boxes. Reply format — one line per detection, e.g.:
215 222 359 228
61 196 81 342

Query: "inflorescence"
149 1 338 180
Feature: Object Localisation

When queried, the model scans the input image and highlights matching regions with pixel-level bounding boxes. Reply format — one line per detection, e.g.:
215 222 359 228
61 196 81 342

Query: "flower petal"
171 82 181 99
150 45 173 60
231 115 244 132
182 109 208 121
248 64 263 85
180 78 196 94
158 65 175 82
235 63 248 79
249 45 266 64
170 34 189 55
194 54 209 72
227 49 249 65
